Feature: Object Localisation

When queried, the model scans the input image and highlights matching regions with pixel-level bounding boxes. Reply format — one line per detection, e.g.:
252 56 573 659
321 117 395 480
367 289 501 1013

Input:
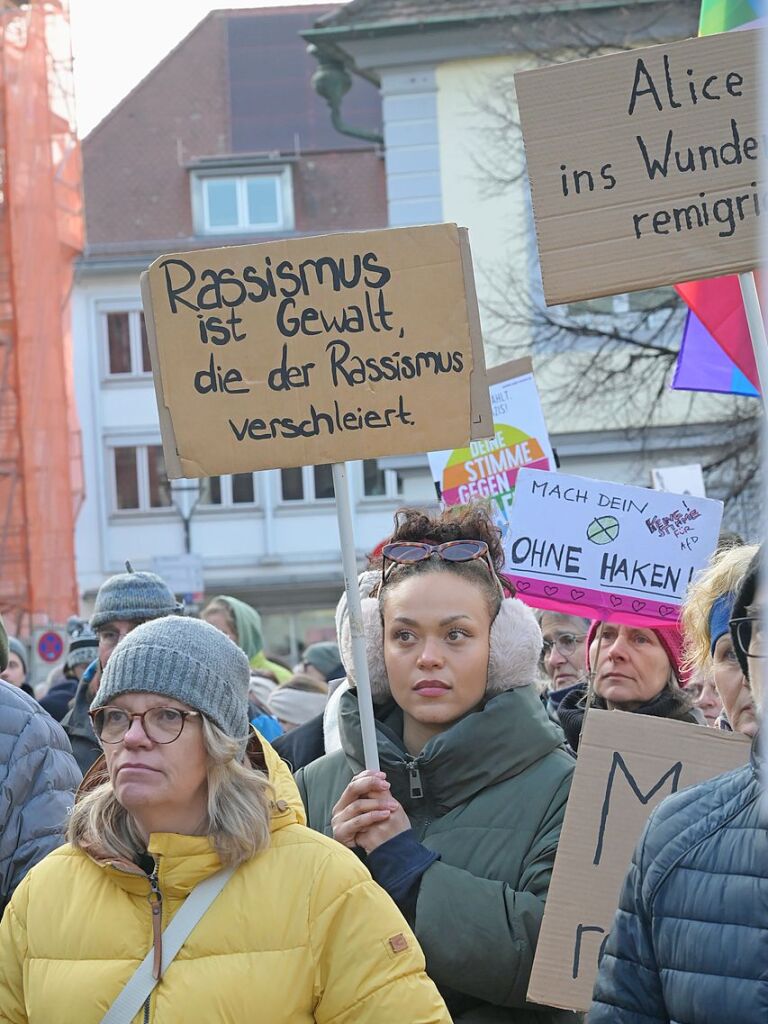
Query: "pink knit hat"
585 619 690 686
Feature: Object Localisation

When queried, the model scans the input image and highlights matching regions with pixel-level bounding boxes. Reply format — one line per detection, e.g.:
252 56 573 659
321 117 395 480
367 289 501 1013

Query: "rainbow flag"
674 309 759 395
672 1 765 397
699 0 764 33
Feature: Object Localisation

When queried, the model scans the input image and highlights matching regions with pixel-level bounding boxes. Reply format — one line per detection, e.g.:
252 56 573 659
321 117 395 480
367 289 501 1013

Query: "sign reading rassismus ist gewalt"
142 224 491 478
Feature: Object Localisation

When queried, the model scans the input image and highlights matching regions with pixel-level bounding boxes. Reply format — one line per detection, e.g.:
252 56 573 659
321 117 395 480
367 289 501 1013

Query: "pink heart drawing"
570 589 585 601
658 605 674 618
544 585 559 597
632 600 646 612
610 595 622 607
515 580 531 592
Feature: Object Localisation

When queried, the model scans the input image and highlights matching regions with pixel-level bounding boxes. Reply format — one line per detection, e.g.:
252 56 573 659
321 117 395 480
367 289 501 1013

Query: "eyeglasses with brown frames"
90 706 202 744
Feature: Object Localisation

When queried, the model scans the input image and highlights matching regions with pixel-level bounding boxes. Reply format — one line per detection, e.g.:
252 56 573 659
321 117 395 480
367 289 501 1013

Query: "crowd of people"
0 502 763 1022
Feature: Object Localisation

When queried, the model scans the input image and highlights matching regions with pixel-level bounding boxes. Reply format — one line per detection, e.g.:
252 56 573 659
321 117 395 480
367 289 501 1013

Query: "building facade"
73 5 434 658
305 0 759 536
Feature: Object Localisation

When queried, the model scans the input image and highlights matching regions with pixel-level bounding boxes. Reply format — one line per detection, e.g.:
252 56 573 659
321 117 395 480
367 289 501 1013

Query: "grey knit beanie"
7 636 28 675
302 641 343 681
66 624 99 670
91 568 182 630
92 617 251 740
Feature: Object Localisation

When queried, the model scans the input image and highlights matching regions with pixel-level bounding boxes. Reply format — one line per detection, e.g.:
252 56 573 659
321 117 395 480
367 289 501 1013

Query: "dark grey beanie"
91 569 182 630
92 617 251 740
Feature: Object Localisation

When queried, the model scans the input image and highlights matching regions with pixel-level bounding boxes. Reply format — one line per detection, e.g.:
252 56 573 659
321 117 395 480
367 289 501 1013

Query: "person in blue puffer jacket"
590 548 767 1024
0 618 81 915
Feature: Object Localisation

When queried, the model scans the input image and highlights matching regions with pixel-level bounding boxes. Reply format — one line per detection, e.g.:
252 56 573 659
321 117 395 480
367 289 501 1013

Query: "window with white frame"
362 459 404 499
198 473 258 507
279 464 335 503
111 444 171 512
194 169 292 235
103 310 152 377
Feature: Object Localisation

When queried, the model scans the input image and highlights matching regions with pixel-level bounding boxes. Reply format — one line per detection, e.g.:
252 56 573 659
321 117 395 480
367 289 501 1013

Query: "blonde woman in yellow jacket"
0 617 449 1024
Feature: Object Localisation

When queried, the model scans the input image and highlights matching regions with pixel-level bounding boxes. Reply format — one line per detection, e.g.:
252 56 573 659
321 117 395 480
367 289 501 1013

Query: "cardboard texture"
141 224 492 478
527 711 751 1012
428 359 553 540
503 468 723 625
515 29 765 305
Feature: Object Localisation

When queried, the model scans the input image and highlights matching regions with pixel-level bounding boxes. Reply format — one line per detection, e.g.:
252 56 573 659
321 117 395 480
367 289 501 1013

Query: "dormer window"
191 166 294 235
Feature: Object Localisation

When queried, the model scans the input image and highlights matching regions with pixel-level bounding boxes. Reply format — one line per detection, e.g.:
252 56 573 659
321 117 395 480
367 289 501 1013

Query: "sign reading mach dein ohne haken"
515 28 765 305
503 469 723 626
141 224 492 478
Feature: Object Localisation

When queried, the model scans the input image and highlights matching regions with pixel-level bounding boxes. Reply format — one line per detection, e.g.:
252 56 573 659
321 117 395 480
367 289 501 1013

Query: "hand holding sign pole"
141 224 492 775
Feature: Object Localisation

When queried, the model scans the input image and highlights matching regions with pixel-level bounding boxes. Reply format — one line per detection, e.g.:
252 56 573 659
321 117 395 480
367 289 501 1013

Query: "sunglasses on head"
380 540 505 596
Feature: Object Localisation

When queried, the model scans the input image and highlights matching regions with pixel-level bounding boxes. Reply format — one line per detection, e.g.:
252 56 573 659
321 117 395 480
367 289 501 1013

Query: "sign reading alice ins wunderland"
515 28 765 305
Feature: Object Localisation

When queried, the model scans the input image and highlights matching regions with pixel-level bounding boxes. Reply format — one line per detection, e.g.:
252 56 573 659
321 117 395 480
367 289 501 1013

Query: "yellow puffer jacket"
0 739 450 1024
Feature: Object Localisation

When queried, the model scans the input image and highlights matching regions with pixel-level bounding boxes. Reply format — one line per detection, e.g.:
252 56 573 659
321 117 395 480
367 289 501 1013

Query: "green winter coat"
296 684 579 1024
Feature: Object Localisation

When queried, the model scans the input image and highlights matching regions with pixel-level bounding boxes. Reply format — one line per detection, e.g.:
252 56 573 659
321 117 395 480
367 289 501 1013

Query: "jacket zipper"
406 760 424 799
142 859 163 1023
148 861 163 979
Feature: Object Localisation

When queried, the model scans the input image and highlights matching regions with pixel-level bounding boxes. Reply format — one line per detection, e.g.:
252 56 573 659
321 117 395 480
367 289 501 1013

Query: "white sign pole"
738 272 768 413
331 462 380 772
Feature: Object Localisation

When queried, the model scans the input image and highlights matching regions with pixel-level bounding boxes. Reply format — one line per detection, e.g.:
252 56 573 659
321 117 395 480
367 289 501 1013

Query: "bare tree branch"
467 1 760 521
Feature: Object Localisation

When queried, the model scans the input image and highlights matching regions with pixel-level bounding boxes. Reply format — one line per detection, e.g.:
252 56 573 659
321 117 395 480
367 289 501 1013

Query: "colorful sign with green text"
428 364 554 538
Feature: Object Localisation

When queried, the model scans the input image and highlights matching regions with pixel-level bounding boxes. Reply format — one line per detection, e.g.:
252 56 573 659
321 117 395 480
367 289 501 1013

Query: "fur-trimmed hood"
338 579 543 703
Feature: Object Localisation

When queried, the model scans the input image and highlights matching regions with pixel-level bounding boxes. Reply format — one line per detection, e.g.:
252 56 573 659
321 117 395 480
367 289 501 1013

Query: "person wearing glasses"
681 542 760 737
296 505 578 1023
62 566 182 774
0 616 451 1024
556 619 700 753
591 548 766 1023
536 611 590 725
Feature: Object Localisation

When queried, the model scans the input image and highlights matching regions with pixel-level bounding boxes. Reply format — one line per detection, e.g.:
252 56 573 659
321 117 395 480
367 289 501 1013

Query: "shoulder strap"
99 865 236 1024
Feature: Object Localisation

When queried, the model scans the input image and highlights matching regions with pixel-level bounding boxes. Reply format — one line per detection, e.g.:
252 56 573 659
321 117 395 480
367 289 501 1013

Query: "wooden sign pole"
331 462 380 772
738 271 768 412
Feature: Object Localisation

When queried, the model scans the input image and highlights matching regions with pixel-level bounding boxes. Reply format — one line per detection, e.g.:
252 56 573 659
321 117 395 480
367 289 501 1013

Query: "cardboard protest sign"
141 224 492 478
427 358 554 539
503 469 723 625
515 28 765 305
527 711 751 1012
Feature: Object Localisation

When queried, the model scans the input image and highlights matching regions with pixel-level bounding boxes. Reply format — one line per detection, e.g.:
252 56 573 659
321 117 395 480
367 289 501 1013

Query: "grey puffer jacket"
591 739 767 1023
0 682 82 914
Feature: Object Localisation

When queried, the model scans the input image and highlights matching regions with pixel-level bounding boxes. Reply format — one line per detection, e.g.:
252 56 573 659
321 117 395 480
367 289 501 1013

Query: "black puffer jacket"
60 674 101 776
0 682 81 913
591 740 767 1022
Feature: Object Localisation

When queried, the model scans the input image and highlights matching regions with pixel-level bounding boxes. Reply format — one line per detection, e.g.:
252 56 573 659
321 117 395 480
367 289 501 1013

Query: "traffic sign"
37 630 64 663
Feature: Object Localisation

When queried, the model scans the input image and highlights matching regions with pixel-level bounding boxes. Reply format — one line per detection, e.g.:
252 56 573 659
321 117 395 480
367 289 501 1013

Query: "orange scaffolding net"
0 0 83 634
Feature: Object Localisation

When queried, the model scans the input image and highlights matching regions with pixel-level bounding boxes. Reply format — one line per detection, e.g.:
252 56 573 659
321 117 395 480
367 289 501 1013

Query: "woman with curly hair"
681 542 759 737
297 504 577 1023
